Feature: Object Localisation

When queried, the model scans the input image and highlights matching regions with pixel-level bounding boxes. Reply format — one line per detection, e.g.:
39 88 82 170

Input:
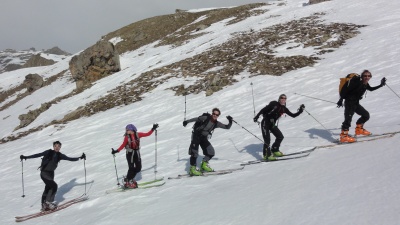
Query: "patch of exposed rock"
69 40 121 90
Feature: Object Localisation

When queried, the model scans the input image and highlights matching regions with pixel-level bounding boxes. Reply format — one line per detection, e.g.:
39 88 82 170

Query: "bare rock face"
24 73 44 92
23 54 55 68
309 0 330 4
69 40 121 90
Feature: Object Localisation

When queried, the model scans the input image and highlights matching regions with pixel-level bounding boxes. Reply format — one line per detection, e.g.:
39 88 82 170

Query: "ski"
318 133 396 149
282 147 317 156
15 195 88 222
167 168 242 180
106 179 166 194
240 152 311 166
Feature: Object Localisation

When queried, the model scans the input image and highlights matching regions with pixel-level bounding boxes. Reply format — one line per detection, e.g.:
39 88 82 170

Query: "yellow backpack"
339 73 359 97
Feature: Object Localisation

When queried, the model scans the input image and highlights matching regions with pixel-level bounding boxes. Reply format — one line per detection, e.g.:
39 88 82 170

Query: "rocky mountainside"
0 47 70 74
0 1 366 143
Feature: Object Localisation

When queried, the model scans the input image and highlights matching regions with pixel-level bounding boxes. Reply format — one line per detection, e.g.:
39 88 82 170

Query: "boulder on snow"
24 73 44 92
69 40 121 90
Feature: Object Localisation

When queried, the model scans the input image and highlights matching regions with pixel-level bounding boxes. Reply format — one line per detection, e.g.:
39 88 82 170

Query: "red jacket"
117 129 154 152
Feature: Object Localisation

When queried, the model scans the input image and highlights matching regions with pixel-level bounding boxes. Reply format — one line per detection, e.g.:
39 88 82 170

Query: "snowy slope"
1 0 400 224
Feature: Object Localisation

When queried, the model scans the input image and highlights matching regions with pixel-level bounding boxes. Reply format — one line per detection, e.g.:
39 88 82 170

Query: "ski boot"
355 124 371 136
200 161 214 172
272 151 284 157
45 201 58 210
41 202 50 212
340 130 356 143
263 155 276 161
124 179 138 189
189 165 202 176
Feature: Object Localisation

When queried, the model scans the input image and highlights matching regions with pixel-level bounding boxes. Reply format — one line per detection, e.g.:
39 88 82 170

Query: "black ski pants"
261 118 284 157
188 132 215 166
126 151 142 181
341 99 370 131
40 170 57 204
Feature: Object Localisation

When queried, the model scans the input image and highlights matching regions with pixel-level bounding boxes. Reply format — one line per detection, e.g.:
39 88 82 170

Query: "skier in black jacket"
20 141 86 211
183 108 233 176
253 94 304 161
337 70 386 143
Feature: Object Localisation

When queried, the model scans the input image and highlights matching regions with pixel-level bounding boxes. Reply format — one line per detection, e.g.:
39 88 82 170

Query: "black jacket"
255 101 301 122
25 149 79 172
341 77 383 101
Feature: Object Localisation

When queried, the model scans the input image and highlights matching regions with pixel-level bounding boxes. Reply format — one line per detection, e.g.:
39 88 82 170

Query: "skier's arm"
284 107 301 118
138 129 154 138
116 136 129 151
24 150 47 159
367 78 386 91
216 120 232 129
254 103 274 120
60 153 80 161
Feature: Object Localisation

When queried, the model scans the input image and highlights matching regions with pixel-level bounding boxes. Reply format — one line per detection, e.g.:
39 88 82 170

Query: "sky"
0 0 269 54
1 0 400 224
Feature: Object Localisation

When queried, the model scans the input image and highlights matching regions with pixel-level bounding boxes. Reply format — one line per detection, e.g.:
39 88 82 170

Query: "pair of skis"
167 167 245 179
240 147 316 166
15 194 89 222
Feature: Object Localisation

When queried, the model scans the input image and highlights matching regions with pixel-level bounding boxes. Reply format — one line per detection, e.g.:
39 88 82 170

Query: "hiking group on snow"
18 70 388 215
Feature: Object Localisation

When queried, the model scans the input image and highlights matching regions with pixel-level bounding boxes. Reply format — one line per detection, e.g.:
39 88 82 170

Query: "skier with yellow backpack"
337 70 386 143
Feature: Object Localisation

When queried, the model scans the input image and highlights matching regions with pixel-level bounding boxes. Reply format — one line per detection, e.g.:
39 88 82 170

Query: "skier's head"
211 108 221 121
126 124 137 132
361 70 372 84
53 141 62 152
278 94 287 105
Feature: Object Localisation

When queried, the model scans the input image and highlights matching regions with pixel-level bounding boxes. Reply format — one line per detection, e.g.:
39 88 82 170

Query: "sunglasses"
363 75 372 78
280 97 287 99
212 113 220 117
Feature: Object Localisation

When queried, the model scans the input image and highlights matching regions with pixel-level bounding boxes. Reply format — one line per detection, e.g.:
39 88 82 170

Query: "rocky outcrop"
69 40 121 90
23 54 55 68
44 46 71 55
309 0 330 4
24 73 44 92
16 103 51 129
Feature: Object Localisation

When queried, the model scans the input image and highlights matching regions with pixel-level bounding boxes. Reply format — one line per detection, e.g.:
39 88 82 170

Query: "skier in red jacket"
112 123 158 188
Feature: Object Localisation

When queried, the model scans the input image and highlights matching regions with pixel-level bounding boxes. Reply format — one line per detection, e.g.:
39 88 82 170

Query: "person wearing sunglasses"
183 108 233 176
337 70 386 143
253 94 305 161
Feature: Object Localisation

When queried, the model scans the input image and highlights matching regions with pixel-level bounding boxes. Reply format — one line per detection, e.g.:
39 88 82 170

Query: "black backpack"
192 112 217 135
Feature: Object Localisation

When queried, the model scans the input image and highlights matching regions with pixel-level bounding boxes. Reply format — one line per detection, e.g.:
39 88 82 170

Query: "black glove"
111 148 118 155
298 104 305 113
152 123 159 131
183 121 188 127
253 116 259 123
337 98 343 108
226 115 233 122
381 77 387 86
20 155 26 160
80 153 86 160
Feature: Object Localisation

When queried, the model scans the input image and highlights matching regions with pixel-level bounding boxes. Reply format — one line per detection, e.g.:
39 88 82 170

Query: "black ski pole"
386 84 400 99
303 109 332 134
112 152 120 186
294 92 336 104
154 129 158 180
232 119 266 144
83 156 87 195
251 82 256 118
184 94 187 121
21 160 25 198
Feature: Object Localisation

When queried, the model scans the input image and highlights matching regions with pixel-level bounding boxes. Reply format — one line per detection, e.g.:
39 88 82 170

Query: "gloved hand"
253 116 259 123
226 115 233 122
183 121 188 127
111 148 118 155
80 153 86 160
152 123 159 131
337 98 343 108
381 77 387 86
298 104 305 113
20 155 26 160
